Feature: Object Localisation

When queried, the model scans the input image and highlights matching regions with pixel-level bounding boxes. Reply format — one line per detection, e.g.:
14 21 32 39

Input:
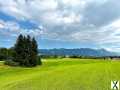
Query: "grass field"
0 58 120 90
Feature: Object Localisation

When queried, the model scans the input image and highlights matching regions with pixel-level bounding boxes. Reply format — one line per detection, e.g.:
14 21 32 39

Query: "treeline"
0 34 42 67
0 48 15 60
40 55 99 59
40 55 119 59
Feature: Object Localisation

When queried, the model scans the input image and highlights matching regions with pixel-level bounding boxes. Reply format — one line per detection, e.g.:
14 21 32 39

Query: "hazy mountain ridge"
39 48 118 57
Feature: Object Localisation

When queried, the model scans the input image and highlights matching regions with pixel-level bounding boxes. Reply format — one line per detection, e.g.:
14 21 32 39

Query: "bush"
0 54 7 60
68 55 81 58
4 60 19 66
37 56 42 65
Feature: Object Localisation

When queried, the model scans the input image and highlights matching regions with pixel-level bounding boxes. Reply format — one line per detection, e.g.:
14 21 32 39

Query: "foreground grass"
0 58 120 90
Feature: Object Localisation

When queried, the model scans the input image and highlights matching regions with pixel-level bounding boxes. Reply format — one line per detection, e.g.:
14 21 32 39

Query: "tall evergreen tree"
14 34 24 65
24 35 31 66
31 37 42 66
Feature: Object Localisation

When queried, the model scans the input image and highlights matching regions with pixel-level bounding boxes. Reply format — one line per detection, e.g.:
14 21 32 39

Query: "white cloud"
0 20 43 37
63 13 82 24
62 0 87 8
0 24 4 29
32 0 58 11
0 20 4 29
1 0 120 52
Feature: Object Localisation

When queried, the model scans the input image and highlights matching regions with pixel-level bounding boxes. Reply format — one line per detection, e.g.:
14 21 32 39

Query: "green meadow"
0 58 120 90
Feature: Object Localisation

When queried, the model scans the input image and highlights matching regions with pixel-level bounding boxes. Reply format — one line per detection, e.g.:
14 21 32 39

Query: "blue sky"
0 0 120 52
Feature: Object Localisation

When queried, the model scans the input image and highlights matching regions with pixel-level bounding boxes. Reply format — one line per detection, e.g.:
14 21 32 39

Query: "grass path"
0 58 120 90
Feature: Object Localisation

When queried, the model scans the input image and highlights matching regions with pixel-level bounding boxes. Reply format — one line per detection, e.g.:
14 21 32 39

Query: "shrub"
37 56 42 65
4 60 19 66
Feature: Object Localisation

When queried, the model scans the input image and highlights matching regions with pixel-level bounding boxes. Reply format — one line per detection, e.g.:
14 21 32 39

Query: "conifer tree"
31 37 42 66
14 34 24 65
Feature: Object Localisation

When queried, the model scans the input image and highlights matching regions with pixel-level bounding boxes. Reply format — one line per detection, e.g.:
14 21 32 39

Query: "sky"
0 0 120 52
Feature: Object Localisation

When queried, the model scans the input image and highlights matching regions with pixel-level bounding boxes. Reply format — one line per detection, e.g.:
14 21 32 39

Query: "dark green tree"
0 48 8 60
23 35 31 66
14 34 24 65
31 37 42 66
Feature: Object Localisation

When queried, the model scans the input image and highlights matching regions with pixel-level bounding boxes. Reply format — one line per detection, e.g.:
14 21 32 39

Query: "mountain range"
39 48 118 57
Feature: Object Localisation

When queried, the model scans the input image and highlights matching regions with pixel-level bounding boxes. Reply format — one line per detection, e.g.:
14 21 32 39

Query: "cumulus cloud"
0 0 120 52
0 20 43 38
0 20 4 29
